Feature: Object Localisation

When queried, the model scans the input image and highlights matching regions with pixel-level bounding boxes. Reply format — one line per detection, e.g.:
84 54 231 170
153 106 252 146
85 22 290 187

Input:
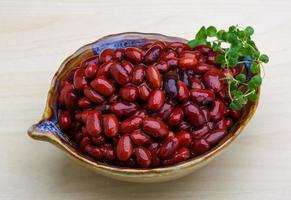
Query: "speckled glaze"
28 32 260 183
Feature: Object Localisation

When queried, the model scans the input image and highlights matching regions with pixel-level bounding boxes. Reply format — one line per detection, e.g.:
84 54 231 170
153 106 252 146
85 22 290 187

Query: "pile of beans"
58 41 243 168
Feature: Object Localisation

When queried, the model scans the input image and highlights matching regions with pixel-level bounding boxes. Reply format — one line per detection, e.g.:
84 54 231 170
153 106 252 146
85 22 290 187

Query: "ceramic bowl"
28 32 260 183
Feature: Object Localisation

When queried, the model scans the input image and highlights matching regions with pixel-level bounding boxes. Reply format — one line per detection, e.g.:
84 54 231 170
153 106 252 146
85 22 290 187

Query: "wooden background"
1 0 291 199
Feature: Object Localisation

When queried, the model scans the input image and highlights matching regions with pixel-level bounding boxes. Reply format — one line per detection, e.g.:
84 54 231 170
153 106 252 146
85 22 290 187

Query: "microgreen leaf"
250 62 260 73
259 54 269 63
190 25 268 110
230 101 242 110
195 26 207 40
206 26 217 37
236 73 246 83
244 26 254 36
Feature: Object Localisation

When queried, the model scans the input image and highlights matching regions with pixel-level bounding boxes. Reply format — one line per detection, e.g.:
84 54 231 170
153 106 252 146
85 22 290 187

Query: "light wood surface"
1 0 291 199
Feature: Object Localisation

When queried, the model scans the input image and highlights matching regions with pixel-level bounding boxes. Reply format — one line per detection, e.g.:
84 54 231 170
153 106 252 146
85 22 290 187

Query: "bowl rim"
28 32 260 176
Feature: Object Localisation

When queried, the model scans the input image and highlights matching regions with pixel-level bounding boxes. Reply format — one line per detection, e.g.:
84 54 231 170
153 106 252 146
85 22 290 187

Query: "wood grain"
0 0 291 199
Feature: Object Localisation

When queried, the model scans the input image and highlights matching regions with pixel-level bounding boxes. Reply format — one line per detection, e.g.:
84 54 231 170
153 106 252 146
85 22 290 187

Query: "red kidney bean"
205 129 227 146
96 61 114 77
100 49 115 63
110 102 139 117
78 97 92 109
217 87 228 99
177 81 189 102
119 84 139 102
216 118 227 130
225 118 233 129
100 146 115 160
190 88 215 105
80 136 90 151
108 94 119 103
229 110 241 120
110 62 130 85
75 111 83 122
190 77 204 89
124 47 143 64
193 64 215 74
164 70 179 99
138 83 151 101
131 65 145 84
192 125 209 139
159 137 179 159
178 56 198 69
59 82 74 105
154 61 170 73
135 147 152 168
59 111 72 130
167 131 175 139
130 129 151 145
160 48 177 60
176 130 191 148
203 69 227 92
120 116 143 133
64 91 78 110
86 110 102 136
133 110 147 118
121 60 133 75
144 45 162 65
83 87 104 104
155 101 174 120
163 147 190 166
90 77 115 96
166 58 179 69
146 65 161 89
201 107 210 122
193 45 212 55
147 89 165 111
85 63 98 79
191 139 210 155
152 40 166 49
206 52 218 65
82 55 99 68
84 145 103 160
183 103 206 127
103 114 119 137
168 42 190 51
148 142 161 167
209 99 226 122
178 121 191 131
167 107 184 126
92 135 105 146
114 49 124 61
142 117 169 139
73 68 87 90
116 135 133 161
178 70 190 87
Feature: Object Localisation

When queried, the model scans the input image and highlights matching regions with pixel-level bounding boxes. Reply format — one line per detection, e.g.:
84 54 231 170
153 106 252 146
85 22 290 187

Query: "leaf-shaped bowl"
28 32 260 183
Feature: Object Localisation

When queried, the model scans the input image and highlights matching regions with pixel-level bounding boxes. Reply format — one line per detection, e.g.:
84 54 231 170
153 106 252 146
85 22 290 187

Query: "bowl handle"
27 121 67 149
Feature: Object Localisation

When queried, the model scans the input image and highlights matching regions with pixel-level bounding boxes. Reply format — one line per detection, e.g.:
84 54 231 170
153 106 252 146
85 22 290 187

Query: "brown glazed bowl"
28 32 260 183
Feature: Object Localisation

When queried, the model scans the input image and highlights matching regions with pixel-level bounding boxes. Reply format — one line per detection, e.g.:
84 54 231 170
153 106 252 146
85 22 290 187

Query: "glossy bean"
110 62 130 85
142 117 169 139
116 135 133 161
135 147 152 168
91 77 115 96
103 114 119 137
119 84 139 102
120 116 143 133
146 65 161 89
